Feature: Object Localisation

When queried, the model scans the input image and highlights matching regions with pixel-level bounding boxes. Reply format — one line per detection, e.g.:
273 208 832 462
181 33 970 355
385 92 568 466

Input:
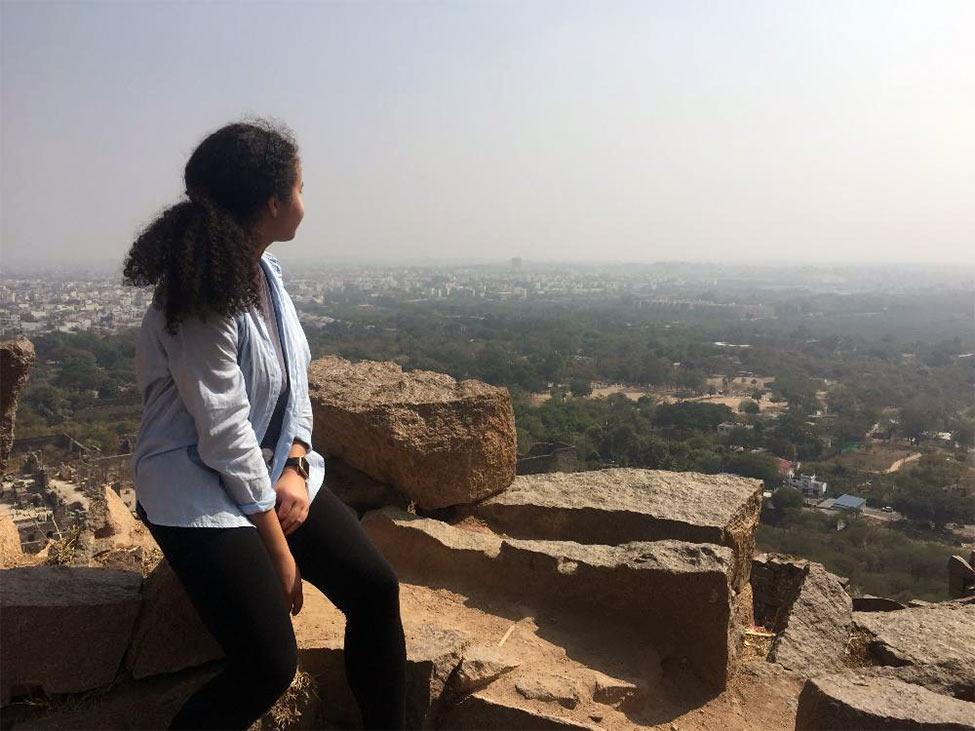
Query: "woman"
122 118 407 730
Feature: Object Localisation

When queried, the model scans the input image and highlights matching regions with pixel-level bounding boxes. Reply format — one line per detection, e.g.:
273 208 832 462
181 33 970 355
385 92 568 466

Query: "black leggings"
137 485 407 730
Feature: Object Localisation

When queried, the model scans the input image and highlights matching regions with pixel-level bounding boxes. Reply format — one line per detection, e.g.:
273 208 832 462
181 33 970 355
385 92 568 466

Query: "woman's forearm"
248 508 290 556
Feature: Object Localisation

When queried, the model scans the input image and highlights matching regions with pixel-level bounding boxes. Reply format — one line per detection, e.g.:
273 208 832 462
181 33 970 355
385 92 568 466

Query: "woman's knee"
236 634 299 700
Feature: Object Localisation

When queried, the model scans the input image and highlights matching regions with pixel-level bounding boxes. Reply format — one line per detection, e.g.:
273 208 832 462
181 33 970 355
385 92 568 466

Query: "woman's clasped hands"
274 468 309 537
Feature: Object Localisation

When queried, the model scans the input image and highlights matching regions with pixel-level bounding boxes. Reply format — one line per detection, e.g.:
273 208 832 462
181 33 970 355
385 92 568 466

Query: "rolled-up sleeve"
164 310 277 515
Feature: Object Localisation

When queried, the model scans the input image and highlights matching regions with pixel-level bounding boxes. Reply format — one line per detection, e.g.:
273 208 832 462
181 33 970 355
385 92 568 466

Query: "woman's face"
267 158 305 242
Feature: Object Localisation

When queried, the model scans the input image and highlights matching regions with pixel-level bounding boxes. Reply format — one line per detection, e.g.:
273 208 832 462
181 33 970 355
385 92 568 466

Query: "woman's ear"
266 195 281 219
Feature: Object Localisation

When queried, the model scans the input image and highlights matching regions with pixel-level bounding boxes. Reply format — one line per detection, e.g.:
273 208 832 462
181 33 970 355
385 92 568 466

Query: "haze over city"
2 0 973 272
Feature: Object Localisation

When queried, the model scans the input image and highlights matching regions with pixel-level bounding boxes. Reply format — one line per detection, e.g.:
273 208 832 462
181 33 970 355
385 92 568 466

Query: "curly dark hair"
122 117 299 336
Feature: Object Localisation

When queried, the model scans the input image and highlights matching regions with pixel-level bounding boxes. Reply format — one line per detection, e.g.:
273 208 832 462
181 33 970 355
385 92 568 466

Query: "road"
885 452 921 474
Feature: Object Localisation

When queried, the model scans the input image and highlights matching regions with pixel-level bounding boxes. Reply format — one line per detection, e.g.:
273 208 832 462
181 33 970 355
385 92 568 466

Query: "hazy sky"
2 0 973 270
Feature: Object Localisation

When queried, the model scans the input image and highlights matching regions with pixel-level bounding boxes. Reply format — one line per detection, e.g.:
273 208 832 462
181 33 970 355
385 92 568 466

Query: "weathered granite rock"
590 671 641 708
404 625 470 729
0 338 35 473
298 619 470 730
854 599 975 700
751 553 808 630
0 565 143 705
795 673 975 730
444 644 521 701
122 559 223 680
515 674 580 709
307 355 516 510
324 456 411 517
362 506 741 689
948 554 975 599
767 561 853 676
473 468 763 590
437 689 599 730
851 595 906 612
0 506 24 568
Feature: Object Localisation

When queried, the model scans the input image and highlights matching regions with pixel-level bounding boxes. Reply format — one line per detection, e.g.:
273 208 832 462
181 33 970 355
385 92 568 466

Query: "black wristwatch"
284 455 310 480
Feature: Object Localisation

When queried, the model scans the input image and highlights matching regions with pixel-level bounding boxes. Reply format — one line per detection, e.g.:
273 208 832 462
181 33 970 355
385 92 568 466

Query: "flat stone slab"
437 689 599 730
362 506 740 690
473 468 762 590
854 599 975 699
308 355 517 510
795 673 975 730
1 565 143 704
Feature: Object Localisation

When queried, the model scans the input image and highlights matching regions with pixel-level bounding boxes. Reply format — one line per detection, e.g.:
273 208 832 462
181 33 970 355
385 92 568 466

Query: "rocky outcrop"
795 674 975 730
362 506 742 690
473 468 763 591
0 565 143 705
307 355 517 510
853 599 975 700
766 561 853 676
0 338 35 473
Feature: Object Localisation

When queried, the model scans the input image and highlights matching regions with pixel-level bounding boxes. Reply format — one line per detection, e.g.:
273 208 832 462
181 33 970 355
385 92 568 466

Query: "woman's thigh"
286 487 400 615
141 514 298 675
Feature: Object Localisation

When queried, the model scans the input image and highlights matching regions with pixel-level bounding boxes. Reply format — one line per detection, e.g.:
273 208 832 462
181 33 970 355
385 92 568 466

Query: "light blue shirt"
130 251 326 528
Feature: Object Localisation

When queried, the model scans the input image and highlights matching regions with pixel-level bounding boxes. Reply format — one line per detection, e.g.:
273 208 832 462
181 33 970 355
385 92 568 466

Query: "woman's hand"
274 468 309 536
270 549 303 616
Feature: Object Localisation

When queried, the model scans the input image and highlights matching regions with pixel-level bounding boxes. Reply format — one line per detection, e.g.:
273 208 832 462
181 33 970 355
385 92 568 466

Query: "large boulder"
795 673 975 730
854 599 975 700
766 560 853 676
473 468 763 590
362 506 742 690
308 355 516 509
1 565 143 705
0 338 35 473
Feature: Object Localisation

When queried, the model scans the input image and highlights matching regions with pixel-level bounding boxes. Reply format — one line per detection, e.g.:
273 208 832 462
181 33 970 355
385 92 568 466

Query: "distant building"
831 494 866 513
786 472 828 498
510 257 523 272
717 421 753 436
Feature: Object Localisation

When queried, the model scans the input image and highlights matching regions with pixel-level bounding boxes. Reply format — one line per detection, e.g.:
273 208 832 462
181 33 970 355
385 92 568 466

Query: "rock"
0 565 143 705
122 559 223 680
444 644 521 700
403 625 470 729
0 505 24 568
91 485 158 553
948 554 975 599
472 468 763 591
362 506 741 690
295 641 360 728
854 600 975 700
298 616 471 730
438 689 598 730
590 671 641 708
0 338 35 473
751 553 808 630
851 595 906 612
795 673 975 730
307 355 516 510
323 457 411 517
515 674 581 709
767 562 852 676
